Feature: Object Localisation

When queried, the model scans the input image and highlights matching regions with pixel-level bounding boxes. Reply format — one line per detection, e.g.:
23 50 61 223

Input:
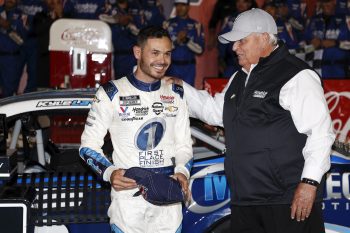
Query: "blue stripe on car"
325 223 350 233
330 155 350 164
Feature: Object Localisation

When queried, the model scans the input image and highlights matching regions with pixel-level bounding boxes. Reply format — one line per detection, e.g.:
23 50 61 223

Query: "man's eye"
152 51 159 56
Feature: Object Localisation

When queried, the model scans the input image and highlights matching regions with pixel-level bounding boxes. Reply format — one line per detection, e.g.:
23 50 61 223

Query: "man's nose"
232 41 240 51
160 54 168 63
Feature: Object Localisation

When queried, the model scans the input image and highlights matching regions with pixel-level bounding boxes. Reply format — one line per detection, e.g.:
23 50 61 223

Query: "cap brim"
218 30 251 44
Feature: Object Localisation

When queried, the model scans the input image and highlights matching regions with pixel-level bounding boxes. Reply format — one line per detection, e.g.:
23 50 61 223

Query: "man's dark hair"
137 26 171 48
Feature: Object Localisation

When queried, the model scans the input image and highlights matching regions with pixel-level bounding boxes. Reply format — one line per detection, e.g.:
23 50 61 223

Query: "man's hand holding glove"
123 167 190 206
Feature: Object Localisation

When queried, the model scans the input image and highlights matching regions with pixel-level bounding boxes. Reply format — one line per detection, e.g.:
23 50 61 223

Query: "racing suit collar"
127 74 161 92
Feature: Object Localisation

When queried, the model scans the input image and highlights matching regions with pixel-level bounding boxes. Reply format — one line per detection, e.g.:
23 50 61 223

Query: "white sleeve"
182 73 236 127
80 87 117 182
174 94 193 179
279 69 335 183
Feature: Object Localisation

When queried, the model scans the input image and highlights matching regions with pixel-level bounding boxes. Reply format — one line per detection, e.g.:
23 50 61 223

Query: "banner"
204 78 350 143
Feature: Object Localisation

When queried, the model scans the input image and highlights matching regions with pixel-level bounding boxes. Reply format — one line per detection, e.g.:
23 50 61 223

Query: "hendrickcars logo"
36 100 92 107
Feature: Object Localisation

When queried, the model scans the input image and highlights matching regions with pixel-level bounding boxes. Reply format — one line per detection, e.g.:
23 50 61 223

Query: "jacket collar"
255 41 289 71
127 73 161 92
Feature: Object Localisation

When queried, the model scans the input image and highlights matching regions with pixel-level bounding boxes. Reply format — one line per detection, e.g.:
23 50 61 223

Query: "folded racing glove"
124 167 185 206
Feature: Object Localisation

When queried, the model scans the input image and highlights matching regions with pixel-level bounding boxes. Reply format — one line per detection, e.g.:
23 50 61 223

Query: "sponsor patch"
164 106 178 117
86 158 102 175
102 81 118 101
132 106 149 116
160 95 175 104
165 106 178 112
164 113 177 117
121 116 143 122
152 102 164 115
172 84 184 98
93 96 101 103
87 114 96 120
120 95 141 106
252 90 268 99
119 106 131 117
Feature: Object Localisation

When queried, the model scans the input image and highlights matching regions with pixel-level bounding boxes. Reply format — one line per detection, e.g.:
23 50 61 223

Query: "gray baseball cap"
218 8 277 44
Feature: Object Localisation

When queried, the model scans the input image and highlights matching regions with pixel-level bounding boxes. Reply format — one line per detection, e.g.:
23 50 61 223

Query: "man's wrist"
301 178 319 187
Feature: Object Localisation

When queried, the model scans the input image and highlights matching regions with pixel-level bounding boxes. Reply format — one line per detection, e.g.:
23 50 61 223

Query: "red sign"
203 78 229 96
204 78 350 143
324 80 350 143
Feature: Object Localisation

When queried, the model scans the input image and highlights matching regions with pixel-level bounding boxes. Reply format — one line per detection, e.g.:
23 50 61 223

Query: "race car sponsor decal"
119 95 141 106
36 100 92 107
323 172 350 212
188 164 230 214
152 102 164 115
160 95 175 104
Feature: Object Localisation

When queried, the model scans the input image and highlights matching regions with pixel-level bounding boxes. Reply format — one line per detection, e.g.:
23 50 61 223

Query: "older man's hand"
164 76 183 86
290 182 317 221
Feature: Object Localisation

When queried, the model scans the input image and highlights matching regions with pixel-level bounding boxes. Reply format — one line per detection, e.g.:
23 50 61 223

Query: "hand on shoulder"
164 76 183 86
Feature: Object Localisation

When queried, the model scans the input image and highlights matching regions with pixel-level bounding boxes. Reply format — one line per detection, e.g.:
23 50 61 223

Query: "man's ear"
262 32 269 42
133 45 141 59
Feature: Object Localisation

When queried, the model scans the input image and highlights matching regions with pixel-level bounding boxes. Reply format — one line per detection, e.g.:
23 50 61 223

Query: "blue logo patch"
134 118 166 151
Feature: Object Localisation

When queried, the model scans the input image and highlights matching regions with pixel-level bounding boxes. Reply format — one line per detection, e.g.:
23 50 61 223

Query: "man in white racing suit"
79 26 193 233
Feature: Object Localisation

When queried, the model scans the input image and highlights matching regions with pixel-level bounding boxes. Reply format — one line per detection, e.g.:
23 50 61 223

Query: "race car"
0 89 349 233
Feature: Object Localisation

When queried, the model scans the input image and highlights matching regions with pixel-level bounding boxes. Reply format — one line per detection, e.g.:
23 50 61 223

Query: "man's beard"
140 59 168 80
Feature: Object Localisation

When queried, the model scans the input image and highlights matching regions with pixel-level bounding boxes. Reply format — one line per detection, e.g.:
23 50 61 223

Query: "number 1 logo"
134 118 166 151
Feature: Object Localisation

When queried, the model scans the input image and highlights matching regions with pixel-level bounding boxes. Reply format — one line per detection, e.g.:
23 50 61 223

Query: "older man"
172 8 335 233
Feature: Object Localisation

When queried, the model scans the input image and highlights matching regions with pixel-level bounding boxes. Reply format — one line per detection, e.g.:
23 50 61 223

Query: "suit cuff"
103 165 118 182
174 166 190 179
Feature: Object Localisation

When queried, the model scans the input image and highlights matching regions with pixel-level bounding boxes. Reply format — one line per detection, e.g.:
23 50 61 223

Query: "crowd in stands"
0 0 349 98
216 0 350 79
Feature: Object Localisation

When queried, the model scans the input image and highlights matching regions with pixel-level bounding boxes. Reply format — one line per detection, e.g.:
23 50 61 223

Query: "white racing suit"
80 75 193 233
